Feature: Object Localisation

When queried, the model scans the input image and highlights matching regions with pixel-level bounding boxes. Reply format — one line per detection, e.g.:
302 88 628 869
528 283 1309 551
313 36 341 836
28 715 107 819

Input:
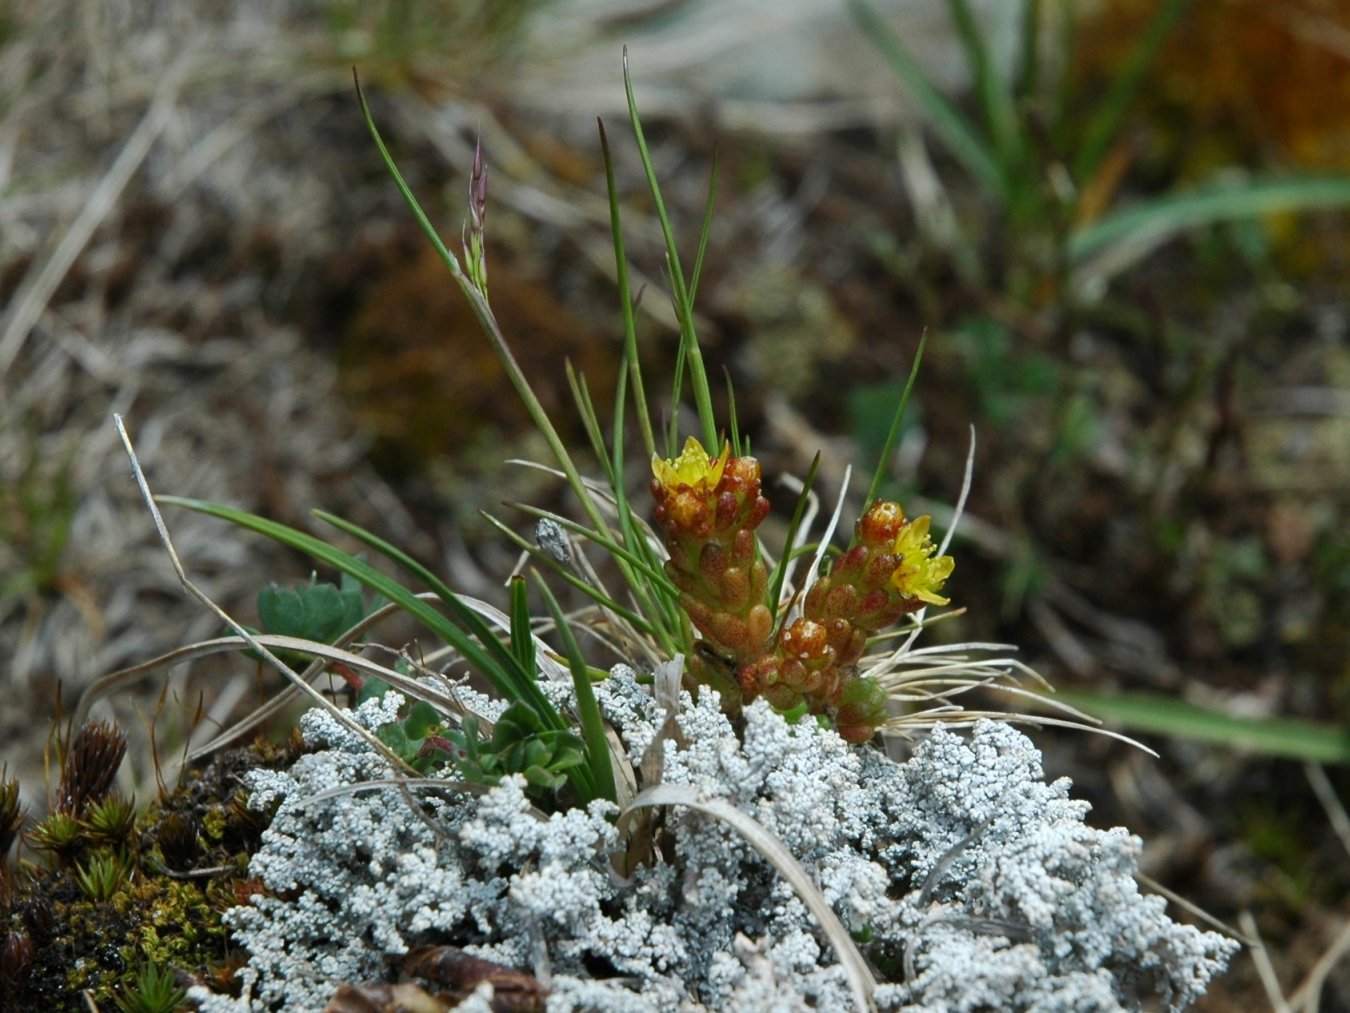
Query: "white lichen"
189 666 1236 1012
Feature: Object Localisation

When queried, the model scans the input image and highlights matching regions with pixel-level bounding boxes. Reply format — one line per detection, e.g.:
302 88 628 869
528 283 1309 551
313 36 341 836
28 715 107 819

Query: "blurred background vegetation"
1 0 1349 1008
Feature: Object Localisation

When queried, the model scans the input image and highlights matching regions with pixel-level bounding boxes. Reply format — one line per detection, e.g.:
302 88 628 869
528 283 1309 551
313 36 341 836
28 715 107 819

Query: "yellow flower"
890 515 955 605
652 436 730 491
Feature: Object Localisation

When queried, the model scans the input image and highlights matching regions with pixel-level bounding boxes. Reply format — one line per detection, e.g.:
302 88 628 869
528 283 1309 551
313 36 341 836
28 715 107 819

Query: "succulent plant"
251 571 376 671
651 441 955 743
442 703 587 798
354 670 586 802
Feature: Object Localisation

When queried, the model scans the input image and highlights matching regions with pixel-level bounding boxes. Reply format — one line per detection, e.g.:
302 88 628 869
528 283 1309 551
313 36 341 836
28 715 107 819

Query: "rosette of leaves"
355 651 586 797
249 571 376 670
444 703 587 796
354 671 456 774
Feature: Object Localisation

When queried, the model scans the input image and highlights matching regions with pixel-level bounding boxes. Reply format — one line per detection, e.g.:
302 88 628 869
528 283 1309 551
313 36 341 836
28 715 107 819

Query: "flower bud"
834 676 888 744
653 437 774 667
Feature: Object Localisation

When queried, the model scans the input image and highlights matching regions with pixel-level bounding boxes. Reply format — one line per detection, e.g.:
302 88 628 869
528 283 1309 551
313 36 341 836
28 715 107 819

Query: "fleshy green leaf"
403 700 443 740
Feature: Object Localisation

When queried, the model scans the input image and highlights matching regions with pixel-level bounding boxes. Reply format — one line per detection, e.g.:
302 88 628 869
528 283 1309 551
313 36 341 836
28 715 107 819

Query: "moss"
0 740 294 1011
198 807 230 847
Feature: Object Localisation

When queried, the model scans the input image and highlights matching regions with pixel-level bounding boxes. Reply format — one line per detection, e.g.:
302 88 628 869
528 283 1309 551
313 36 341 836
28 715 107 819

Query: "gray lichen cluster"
190 668 1236 1011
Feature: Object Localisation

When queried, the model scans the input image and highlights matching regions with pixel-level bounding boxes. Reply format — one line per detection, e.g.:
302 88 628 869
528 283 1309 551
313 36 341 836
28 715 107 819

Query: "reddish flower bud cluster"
651 439 773 666
653 439 954 745
737 500 951 743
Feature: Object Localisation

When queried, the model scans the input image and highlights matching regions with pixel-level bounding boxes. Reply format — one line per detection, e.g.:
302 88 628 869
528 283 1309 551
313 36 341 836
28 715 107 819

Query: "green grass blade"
1050 689 1350 764
724 366 742 458
354 72 464 283
666 337 688 459
1069 174 1350 262
850 0 1008 203
606 322 639 604
566 361 618 490
948 0 1023 178
1050 0 1077 145
564 356 679 646
598 117 656 463
357 73 616 548
689 149 720 304
605 353 683 650
534 577 618 804
311 509 559 715
623 49 718 451
312 511 520 674
863 331 927 508
160 496 562 726
1013 0 1043 103
766 451 821 614
509 575 535 674
1072 0 1188 184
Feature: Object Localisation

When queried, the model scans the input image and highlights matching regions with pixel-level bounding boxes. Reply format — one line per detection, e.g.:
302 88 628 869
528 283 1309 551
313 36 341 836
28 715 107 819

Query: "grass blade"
850 0 1008 203
623 49 718 451
161 496 563 730
509 575 535 675
1072 0 1188 184
666 335 689 459
689 148 720 305
724 366 742 458
598 118 657 463
863 331 926 508
534 576 618 804
566 361 618 490
1050 689 1350 764
354 71 464 286
1070 174 1350 263
1013 0 1042 103
356 72 616 549
948 0 1023 179
312 509 561 719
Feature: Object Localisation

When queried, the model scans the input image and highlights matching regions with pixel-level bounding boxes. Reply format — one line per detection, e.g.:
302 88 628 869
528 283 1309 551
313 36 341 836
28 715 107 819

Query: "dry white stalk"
114 413 412 775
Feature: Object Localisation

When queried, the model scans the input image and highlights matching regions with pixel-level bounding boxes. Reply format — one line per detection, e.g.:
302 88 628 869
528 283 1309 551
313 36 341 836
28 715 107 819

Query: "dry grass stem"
624 782 878 1013
114 413 413 775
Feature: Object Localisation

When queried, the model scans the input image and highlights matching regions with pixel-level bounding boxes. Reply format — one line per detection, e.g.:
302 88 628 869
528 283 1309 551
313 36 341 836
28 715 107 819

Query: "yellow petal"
890 515 954 604
652 436 729 490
